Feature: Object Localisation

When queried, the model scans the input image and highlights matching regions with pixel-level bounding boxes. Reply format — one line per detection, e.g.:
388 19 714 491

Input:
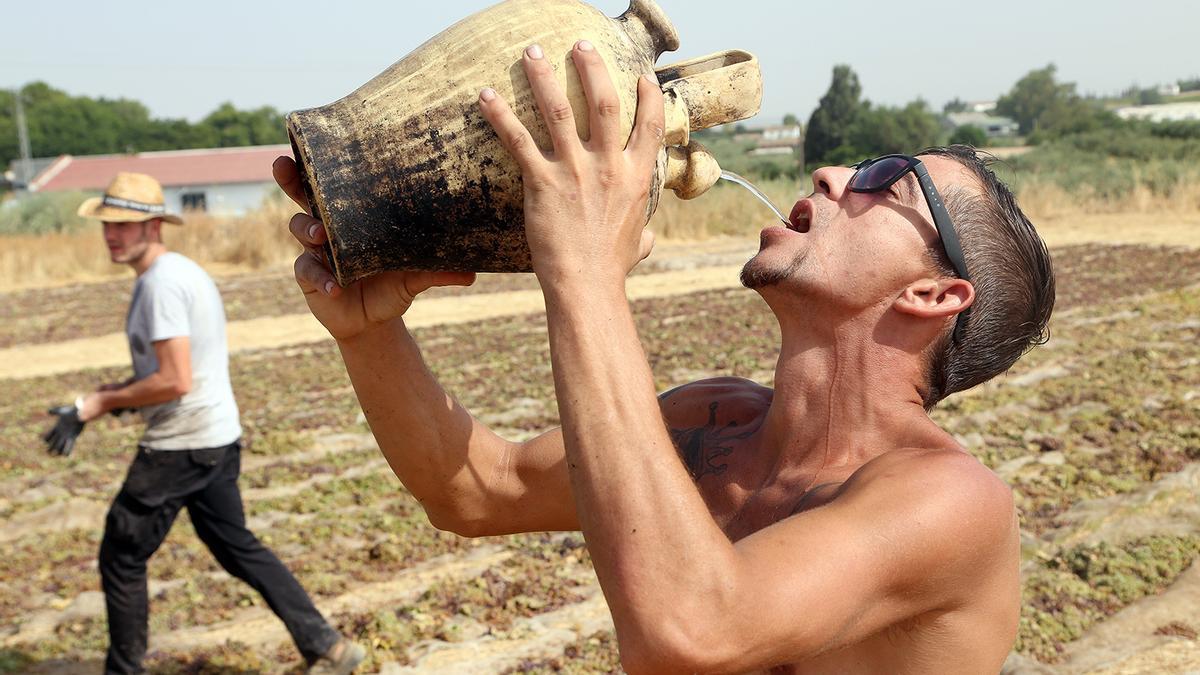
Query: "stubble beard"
741 249 808 289
110 225 153 266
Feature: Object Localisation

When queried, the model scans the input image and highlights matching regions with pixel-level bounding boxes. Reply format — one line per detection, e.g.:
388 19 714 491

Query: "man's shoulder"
658 377 772 425
847 447 1015 554
142 253 212 292
855 447 1010 503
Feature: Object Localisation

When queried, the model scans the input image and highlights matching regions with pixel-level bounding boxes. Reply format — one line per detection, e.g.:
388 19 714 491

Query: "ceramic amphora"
287 0 762 284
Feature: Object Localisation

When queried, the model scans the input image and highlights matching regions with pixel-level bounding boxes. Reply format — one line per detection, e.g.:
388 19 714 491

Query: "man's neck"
758 316 937 481
130 244 168 276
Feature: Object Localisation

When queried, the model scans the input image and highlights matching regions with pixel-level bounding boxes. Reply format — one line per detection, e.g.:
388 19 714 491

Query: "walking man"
43 172 363 674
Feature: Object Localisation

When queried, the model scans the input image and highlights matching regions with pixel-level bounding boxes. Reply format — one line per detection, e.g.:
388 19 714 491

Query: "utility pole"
13 86 33 191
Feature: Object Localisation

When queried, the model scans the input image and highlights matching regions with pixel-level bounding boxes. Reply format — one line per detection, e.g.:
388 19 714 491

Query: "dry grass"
1017 181 1200 249
0 194 301 291
2 177 1197 290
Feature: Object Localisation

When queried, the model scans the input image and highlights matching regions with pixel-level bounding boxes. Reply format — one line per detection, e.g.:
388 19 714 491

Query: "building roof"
5 157 60 185
945 112 1018 129
29 144 292 192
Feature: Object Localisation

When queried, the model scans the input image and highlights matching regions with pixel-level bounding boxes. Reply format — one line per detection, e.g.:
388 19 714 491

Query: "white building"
24 145 291 216
749 125 803 157
1115 102 1200 123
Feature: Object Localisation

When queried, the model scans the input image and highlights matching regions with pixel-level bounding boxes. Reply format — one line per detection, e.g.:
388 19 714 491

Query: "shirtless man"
274 40 1054 673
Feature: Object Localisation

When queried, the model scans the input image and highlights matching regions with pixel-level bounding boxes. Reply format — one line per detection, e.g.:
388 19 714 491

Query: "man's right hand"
273 156 476 341
43 404 86 457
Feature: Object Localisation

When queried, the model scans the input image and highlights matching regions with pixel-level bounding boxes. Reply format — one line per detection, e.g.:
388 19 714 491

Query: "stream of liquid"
719 170 791 226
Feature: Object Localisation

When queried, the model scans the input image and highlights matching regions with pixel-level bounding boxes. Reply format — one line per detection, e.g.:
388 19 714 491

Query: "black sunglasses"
849 154 971 341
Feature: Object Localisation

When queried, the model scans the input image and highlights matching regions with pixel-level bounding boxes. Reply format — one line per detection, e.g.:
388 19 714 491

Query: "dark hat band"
101 195 166 214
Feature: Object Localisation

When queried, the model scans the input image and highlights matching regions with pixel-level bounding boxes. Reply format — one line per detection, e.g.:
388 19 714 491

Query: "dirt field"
2 225 1199 673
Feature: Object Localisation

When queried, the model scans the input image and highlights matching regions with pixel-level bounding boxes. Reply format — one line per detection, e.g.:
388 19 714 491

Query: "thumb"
638 229 656 263
405 271 477 296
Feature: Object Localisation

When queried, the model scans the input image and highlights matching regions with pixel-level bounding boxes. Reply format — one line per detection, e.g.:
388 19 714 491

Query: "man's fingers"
571 41 622 150
294 251 339 297
272 156 311 214
626 74 666 165
289 213 329 248
479 88 542 173
522 44 581 157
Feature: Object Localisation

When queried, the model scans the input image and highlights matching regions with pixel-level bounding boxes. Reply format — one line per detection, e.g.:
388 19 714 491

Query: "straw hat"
77 172 184 225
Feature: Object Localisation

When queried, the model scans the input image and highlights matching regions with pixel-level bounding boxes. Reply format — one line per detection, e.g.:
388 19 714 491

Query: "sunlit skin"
275 41 1020 674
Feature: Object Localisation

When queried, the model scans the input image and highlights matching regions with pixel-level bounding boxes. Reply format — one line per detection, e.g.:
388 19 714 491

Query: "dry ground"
2 219 1199 674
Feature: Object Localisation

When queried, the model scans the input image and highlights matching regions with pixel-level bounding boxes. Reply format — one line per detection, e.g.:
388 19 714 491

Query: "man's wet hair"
917 145 1055 409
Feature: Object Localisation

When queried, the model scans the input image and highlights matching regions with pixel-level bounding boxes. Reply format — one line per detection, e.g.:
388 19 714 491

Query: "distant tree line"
802 63 1200 172
0 82 288 170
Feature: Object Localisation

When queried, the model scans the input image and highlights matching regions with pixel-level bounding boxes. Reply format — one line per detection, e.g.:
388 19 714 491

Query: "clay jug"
287 0 761 285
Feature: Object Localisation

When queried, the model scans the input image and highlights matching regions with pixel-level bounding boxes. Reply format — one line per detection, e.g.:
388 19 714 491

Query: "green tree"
1136 88 1163 106
996 65 1067 135
837 100 942 164
782 113 800 126
198 103 286 147
949 124 987 147
943 97 969 114
804 65 863 168
0 81 288 168
995 64 1111 139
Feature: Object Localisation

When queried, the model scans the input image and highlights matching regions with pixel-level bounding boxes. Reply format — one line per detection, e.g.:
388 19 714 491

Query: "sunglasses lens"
851 156 910 191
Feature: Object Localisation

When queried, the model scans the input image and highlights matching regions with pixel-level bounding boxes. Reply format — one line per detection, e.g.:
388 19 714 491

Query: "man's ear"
143 218 164 242
894 277 974 321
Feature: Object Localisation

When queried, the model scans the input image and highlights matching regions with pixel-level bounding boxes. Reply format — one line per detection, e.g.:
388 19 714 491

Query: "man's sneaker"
307 638 365 675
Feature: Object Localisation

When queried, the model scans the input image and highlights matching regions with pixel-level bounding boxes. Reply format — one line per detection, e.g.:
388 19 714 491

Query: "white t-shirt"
126 252 241 450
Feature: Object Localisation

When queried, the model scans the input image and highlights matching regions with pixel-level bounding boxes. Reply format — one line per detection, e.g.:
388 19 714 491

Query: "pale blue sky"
3 0 1196 126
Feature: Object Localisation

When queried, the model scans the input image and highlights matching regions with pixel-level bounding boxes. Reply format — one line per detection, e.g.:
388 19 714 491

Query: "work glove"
43 403 86 457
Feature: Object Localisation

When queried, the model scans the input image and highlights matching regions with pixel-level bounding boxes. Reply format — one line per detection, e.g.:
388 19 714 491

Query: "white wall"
162 181 277 216
1115 103 1200 123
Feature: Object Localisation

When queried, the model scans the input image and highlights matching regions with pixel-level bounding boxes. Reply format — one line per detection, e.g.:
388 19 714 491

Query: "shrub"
949 125 987 148
0 191 95 235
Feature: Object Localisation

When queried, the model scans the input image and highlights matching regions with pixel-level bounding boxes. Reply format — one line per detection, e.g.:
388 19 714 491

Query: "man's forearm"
336 317 513 528
541 282 738 644
95 373 186 414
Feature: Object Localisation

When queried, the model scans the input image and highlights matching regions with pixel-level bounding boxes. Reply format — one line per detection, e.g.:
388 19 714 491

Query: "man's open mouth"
788 199 813 233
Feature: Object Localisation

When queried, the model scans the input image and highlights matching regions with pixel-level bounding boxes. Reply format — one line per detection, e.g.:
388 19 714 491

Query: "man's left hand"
478 40 665 286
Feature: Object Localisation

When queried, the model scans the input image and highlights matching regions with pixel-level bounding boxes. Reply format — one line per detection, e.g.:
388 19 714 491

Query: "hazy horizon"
3 0 1196 128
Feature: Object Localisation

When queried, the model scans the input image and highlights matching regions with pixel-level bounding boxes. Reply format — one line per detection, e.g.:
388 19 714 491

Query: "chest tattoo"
669 401 756 479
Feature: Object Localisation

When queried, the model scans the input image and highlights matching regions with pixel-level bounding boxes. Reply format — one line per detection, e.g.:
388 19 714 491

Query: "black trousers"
99 441 338 674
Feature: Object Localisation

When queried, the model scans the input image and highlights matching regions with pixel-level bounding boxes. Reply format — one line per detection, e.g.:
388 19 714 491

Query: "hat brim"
77 197 184 225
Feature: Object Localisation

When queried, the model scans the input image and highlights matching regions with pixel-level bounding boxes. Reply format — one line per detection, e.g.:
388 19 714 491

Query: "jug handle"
656 50 762 146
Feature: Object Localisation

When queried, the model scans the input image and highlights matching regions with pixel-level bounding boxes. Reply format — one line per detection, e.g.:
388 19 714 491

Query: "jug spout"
664 142 721 201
